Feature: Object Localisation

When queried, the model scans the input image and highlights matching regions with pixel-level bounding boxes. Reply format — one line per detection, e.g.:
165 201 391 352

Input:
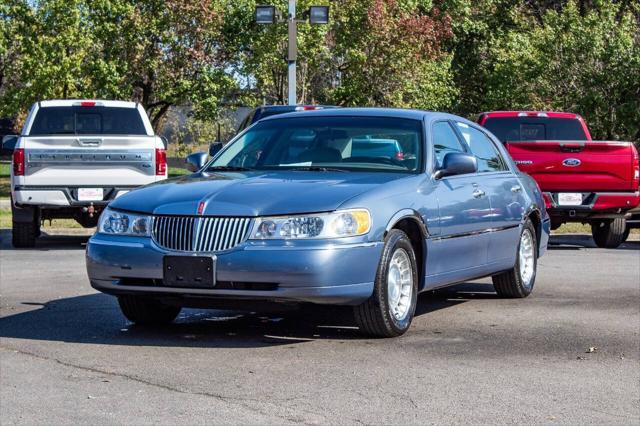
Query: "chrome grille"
152 216 252 252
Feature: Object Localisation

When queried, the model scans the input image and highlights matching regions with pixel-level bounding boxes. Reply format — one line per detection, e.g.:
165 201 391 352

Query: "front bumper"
86 234 383 306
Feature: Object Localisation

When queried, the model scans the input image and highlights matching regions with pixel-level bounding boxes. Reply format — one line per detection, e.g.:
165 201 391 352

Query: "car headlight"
249 209 371 240
98 208 151 237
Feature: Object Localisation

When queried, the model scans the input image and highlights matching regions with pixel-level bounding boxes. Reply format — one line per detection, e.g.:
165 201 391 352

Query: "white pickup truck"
3 100 167 247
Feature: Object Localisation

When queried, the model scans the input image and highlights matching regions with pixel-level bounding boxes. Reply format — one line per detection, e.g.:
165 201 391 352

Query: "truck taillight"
632 144 639 186
13 148 25 176
155 148 167 175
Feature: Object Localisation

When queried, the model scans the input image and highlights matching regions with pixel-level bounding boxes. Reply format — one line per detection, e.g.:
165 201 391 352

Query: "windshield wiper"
207 166 255 172
288 166 348 173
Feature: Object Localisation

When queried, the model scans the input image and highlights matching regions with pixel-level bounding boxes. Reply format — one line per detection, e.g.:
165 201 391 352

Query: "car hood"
110 171 410 216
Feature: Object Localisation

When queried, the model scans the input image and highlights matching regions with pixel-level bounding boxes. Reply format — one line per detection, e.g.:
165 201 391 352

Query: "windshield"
483 117 587 143
29 106 147 136
207 116 423 173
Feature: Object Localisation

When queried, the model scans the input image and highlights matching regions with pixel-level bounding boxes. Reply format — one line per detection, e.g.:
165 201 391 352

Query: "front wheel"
117 295 181 325
591 218 626 249
354 230 418 338
492 218 537 298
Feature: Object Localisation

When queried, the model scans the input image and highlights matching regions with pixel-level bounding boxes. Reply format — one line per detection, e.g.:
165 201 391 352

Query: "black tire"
354 229 418 338
622 226 631 243
12 220 37 248
117 295 181 325
492 218 537 298
591 218 626 249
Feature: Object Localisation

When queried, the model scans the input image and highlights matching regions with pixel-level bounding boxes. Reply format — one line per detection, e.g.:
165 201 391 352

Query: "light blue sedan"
86 109 550 337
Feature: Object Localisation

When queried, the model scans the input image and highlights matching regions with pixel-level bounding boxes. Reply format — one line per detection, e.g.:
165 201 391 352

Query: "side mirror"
209 142 223 157
434 152 477 179
2 135 18 155
185 152 208 172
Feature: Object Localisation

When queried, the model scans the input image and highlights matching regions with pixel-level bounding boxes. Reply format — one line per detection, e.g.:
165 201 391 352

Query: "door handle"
77 138 102 147
511 185 522 193
472 189 486 199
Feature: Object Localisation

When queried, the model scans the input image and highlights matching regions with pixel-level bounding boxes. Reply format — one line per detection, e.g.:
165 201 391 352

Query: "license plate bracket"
77 188 104 201
558 193 583 206
163 256 216 288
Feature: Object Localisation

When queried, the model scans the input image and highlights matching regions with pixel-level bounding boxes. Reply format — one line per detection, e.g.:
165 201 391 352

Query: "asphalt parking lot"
0 230 638 425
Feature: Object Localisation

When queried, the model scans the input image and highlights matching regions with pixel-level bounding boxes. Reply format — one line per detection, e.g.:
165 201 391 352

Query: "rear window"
482 117 587 143
29 106 147 136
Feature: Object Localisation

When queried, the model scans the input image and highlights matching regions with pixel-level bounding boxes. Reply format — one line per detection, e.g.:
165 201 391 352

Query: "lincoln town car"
86 109 550 337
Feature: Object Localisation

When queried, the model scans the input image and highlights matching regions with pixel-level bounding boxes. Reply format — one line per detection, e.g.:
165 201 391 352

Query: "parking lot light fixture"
256 5 277 24
255 1 329 105
309 6 329 24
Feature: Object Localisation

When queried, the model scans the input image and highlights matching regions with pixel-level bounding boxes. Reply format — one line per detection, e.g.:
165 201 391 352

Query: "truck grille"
152 216 252 252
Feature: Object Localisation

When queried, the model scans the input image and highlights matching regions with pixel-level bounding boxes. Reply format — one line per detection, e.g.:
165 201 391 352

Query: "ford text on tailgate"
478 111 639 248
4 100 168 247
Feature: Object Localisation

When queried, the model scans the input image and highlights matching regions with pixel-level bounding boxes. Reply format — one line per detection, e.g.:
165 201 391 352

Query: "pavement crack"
0 345 322 424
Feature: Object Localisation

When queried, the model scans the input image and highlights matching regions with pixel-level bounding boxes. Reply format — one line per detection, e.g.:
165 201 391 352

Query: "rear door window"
29 107 147 135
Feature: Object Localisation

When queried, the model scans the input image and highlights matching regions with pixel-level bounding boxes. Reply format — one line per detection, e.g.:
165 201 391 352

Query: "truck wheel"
492 218 537 298
591 218 626 249
622 226 631 243
354 229 418 338
117 295 181 325
12 219 38 248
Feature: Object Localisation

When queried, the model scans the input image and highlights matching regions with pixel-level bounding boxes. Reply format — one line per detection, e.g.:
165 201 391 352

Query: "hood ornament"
197 201 206 215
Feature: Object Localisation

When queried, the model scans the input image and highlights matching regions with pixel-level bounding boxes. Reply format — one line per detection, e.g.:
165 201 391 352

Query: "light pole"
256 2 329 106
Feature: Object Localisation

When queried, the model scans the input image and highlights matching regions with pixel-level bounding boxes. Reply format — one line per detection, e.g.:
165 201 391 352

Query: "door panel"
426 174 492 276
483 173 525 264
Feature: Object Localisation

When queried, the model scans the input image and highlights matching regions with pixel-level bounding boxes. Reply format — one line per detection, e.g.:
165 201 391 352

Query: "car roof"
38 99 138 108
256 105 337 111
259 107 468 123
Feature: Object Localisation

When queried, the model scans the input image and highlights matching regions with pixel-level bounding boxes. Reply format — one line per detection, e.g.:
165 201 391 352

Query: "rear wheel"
117 295 181 325
354 230 418 338
492 218 537 298
591 218 626 249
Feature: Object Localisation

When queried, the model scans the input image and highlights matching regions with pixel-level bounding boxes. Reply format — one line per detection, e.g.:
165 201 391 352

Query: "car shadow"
0 283 495 348
0 229 90 251
549 234 639 250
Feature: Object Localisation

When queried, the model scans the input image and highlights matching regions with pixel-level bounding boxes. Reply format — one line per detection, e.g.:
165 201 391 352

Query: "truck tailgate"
22 135 158 186
506 140 639 192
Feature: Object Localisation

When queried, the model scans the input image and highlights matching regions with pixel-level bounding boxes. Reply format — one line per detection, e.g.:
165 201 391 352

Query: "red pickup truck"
478 111 640 248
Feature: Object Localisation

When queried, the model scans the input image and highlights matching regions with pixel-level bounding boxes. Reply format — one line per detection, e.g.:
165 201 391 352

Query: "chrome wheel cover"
387 248 413 321
519 229 535 288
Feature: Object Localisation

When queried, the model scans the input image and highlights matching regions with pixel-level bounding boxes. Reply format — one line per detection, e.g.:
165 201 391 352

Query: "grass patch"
552 222 639 235
169 167 190 178
0 209 84 229
0 161 9 199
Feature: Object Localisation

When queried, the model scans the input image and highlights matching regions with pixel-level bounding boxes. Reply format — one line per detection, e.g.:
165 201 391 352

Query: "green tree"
329 0 457 110
1 0 237 130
